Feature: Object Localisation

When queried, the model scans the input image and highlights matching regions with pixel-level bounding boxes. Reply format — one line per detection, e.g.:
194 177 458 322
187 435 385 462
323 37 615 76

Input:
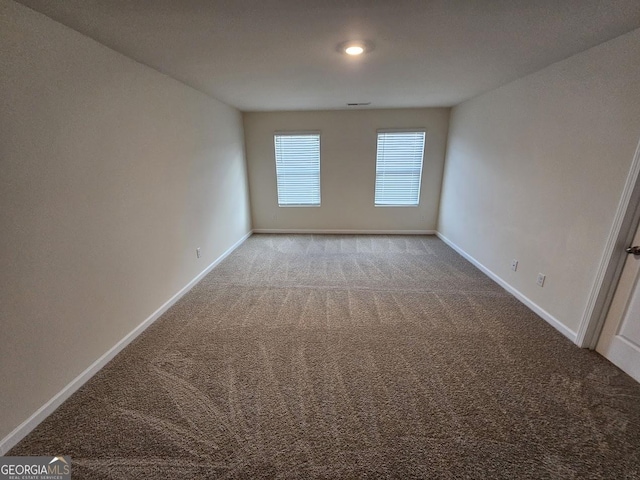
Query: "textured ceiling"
14 0 640 111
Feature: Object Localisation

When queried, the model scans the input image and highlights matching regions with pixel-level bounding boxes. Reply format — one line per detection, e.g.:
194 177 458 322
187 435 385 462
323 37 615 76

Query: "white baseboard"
436 232 578 343
0 231 252 456
252 229 436 235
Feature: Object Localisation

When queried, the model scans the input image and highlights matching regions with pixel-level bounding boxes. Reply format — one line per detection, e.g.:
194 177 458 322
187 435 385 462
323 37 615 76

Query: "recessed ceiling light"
337 40 373 56
345 45 364 56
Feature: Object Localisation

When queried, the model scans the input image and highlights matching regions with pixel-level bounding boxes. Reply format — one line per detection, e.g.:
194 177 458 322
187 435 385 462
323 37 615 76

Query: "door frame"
577 136 640 348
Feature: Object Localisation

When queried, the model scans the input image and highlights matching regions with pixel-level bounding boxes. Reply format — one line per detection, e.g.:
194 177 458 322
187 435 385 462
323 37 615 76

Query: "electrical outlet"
536 273 545 287
196 248 201 259
511 259 518 271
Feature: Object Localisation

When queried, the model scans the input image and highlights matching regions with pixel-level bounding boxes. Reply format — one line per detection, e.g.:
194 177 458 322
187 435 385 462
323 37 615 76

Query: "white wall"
244 109 450 232
439 28 640 338
0 0 251 443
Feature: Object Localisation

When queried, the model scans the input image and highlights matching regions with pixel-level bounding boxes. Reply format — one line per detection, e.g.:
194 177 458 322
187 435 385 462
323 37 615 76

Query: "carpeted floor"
9 234 640 479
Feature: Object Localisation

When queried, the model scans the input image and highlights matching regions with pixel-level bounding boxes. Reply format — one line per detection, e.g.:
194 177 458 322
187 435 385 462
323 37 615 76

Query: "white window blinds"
274 133 321 206
374 130 426 206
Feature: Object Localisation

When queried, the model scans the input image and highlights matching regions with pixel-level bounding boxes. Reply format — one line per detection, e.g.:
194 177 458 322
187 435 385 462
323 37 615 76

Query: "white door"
596 222 640 383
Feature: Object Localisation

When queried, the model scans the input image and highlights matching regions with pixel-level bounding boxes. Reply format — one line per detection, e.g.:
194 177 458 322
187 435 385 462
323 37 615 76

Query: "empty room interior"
2 0 640 478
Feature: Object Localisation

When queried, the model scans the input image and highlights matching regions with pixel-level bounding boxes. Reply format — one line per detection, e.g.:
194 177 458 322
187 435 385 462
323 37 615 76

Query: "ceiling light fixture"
345 45 364 56
337 40 373 56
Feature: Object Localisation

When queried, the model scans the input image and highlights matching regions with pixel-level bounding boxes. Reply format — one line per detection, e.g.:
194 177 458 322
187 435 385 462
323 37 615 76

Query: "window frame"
273 131 322 207
374 128 426 207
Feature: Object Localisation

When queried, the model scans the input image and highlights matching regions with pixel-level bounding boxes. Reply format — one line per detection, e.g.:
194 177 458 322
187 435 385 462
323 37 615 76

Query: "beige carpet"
9 234 640 479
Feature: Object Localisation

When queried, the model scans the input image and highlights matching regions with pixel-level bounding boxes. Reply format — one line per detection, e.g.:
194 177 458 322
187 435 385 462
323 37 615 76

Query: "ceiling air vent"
347 102 371 106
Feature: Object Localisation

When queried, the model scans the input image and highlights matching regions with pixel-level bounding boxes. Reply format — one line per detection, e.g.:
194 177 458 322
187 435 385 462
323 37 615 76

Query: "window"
274 133 321 206
374 130 426 206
